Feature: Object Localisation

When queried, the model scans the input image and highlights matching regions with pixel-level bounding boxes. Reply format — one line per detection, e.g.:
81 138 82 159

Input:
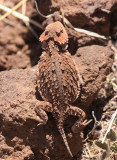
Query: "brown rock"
38 0 116 36
0 68 83 160
0 9 35 71
0 26 28 55
0 54 31 71
0 133 34 160
74 45 114 111
1 0 116 72
6 44 18 53
0 45 113 159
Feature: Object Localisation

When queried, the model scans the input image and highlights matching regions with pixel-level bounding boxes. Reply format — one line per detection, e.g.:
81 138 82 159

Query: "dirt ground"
0 0 117 160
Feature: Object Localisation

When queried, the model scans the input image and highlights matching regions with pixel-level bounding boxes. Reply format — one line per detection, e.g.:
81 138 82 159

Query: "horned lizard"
35 21 87 157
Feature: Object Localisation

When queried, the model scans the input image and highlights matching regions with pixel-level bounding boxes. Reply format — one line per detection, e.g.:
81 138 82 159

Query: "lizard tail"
58 125 73 157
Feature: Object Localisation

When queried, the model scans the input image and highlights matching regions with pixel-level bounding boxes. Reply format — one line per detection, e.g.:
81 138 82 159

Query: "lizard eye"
45 31 49 35
56 32 60 37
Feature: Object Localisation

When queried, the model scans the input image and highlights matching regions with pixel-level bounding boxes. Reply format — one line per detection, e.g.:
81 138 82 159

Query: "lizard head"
40 21 68 45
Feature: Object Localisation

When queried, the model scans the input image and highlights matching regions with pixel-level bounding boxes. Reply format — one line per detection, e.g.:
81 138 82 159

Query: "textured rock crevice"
0 45 114 159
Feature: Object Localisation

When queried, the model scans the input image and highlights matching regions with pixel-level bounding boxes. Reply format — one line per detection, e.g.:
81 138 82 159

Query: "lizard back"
38 40 80 117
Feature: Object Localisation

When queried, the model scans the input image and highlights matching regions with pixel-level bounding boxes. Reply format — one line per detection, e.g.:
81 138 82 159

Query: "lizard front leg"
68 105 87 133
35 101 53 126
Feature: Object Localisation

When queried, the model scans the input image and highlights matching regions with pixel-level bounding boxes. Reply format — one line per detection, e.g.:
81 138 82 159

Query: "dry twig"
0 4 43 29
22 1 26 15
102 109 117 143
0 0 28 21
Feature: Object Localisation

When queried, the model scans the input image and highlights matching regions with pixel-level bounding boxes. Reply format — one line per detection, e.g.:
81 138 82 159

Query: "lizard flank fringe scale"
35 21 86 157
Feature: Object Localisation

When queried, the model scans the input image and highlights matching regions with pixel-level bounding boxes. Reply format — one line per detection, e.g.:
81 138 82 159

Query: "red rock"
0 45 113 159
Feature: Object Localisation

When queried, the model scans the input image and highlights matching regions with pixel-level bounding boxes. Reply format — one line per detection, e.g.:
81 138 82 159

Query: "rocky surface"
0 45 114 160
74 45 114 111
0 0 40 71
0 0 116 159
38 0 117 35
0 68 83 160
0 0 117 71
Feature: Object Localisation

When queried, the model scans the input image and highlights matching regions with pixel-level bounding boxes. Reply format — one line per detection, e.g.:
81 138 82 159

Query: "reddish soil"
0 0 117 159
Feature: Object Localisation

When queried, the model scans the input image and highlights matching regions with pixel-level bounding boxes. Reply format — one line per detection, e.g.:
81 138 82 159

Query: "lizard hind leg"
35 101 53 126
68 105 86 133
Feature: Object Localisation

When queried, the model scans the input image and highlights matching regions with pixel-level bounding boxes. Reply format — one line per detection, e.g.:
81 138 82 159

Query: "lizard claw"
82 119 93 127
37 121 46 126
72 119 93 133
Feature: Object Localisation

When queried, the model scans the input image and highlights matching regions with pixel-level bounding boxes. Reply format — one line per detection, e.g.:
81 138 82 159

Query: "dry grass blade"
35 0 47 18
102 109 117 143
60 14 74 29
25 23 39 40
0 4 43 30
35 0 54 19
0 14 15 26
74 28 107 39
111 82 117 89
100 8 110 13
22 1 26 15
0 0 28 21
113 95 117 99
86 142 92 158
